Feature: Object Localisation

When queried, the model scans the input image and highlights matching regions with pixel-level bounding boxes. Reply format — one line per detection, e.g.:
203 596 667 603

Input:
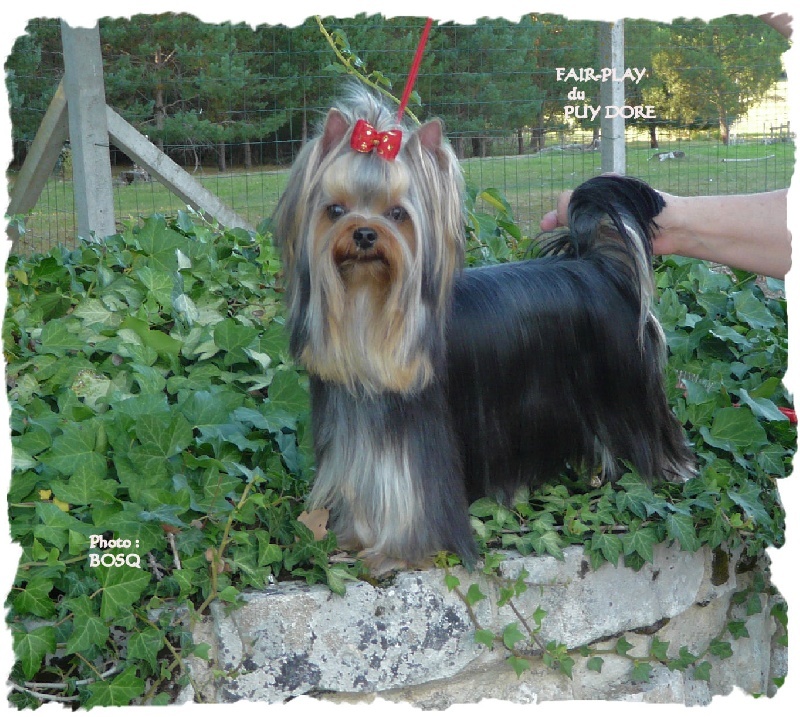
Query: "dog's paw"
358 550 434 576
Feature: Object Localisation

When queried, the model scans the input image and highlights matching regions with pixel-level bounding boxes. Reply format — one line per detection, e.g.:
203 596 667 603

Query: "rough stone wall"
184 543 786 708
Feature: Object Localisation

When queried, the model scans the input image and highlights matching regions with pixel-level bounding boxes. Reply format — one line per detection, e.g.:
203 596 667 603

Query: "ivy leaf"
73 297 115 326
728 620 750 640
531 606 547 628
649 636 670 662
65 612 110 656
41 421 107 478
213 318 259 366
631 661 653 682
620 525 657 562
586 656 604 673
131 215 188 271
665 513 700 552
96 507 165 554
134 265 173 306
732 290 777 330
180 388 244 429
130 412 194 478
708 638 733 659
324 565 355 597
693 661 713 682
745 592 763 616
478 188 512 214
13 577 56 619
670 645 698 669
444 574 461 591
13 625 57 679
474 629 496 649
591 531 623 565
84 666 146 708
529 530 564 560
34 501 94 549
706 407 769 452
710 324 749 348
51 462 118 505
506 655 531 678
120 316 182 366
13 424 53 457
39 319 86 354
98 566 152 620
127 627 164 672
469 498 500 518
615 636 634 656
465 583 487 606
256 534 283 567
756 443 788 476
737 389 789 423
267 369 310 417
728 482 771 526
502 622 526 651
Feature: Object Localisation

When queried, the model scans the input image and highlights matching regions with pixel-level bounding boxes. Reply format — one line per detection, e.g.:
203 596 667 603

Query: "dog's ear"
415 119 444 153
320 108 350 157
411 119 454 171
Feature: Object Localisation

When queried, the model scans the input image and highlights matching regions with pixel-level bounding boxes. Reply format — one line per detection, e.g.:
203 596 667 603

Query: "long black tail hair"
539 174 666 339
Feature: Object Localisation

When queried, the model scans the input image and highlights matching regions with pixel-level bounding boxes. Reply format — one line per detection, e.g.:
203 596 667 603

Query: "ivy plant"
5 191 793 706
5 211 358 708
455 186 792 688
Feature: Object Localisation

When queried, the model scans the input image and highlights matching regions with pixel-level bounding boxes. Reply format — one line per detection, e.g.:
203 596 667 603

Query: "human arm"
540 188 791 279
651 189 790 279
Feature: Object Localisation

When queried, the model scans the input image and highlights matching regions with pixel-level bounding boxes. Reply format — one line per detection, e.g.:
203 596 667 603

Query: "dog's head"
272 87 465 395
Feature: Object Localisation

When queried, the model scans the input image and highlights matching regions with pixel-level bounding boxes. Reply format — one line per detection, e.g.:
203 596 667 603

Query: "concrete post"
60 21 116 240
106 108 254 232
6 80 69 252
599 20 626 175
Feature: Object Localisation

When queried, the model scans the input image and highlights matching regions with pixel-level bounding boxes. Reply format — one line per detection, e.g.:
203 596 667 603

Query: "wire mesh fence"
5 14 793 254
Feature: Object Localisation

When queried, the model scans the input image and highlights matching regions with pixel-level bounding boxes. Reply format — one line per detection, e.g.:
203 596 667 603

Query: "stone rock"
184 543 785 708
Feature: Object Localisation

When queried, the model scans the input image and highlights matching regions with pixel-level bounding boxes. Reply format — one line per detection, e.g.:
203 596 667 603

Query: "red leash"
397 17 433 122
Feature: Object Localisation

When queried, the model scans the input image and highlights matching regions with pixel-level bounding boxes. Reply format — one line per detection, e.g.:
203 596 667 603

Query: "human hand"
539 183 674 252
539 190 572 232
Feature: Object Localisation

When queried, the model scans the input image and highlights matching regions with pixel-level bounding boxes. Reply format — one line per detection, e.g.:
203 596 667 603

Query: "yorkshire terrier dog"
272 87 694 573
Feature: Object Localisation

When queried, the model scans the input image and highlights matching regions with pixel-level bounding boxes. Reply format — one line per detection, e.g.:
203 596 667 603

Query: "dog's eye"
386 206 408 222
326 204 347 221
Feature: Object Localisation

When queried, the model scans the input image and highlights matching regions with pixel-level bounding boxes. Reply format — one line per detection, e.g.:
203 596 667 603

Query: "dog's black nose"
353 227 378 250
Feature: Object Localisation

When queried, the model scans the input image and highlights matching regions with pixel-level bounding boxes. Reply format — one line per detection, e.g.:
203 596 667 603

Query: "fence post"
60 21 117 241
6 80 69 252
599 20 626 175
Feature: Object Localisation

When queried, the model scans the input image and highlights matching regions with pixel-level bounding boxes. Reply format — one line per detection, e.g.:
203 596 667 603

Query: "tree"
525 14 598 152
315 14 433 125
651 15 788 145
424 17 555 158
4 19 64 160
624 20 673 149
6 12 789 171
101 15 247 170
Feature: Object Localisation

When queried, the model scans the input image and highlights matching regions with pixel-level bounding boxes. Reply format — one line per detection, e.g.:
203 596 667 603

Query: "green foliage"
317 19 421 122
443 191 791 691
6 15 788 154
5 212 359 708
6 188 792 704
650 16 789 141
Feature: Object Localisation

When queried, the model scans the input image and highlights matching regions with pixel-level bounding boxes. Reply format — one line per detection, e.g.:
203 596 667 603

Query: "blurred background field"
5 15 792 253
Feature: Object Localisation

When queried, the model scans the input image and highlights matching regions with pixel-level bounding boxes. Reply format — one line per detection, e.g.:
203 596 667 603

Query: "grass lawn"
8 135 794 255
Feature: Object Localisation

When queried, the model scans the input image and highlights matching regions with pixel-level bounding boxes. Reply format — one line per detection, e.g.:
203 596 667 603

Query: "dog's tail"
541 175 665 338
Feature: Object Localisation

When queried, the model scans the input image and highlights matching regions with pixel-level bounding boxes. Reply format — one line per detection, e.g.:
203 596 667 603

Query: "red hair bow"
350 119 402 160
